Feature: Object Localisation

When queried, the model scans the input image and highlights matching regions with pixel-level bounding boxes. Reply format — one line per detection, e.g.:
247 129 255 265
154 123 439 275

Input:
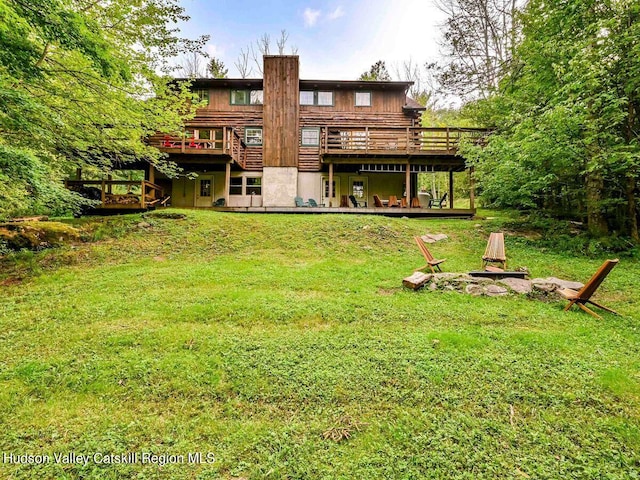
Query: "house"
68 55 486 215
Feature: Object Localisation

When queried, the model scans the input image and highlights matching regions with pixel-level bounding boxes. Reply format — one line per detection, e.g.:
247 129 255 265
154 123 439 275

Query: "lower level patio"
213 206 475 218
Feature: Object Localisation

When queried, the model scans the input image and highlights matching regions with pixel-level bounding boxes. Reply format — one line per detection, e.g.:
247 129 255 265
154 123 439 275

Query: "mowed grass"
0 210 639 479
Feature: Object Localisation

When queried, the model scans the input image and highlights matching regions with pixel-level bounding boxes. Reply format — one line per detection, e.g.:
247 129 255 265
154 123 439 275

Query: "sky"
176 0 448 80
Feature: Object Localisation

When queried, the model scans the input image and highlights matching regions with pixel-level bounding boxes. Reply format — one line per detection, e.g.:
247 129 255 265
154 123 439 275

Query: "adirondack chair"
213 198 225 207
414 236 447 273
429 192 448 208
308 198 319 207
373 194 385 207
482 232 507 269
410 197 421 208
557 259 619 319
295 196 308 207
388 195 400 207
349 195 367 208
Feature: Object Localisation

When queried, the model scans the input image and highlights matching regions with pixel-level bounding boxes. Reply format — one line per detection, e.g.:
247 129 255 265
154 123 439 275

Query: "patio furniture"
429 192 448 208
557 259 619 319
308 198 319 207
295 196 308 207
349 195 367 208
373 195 385 207
414 236 447 273
482 232 507 269
213 198 225 207
388 195 400 207
411 197 421 208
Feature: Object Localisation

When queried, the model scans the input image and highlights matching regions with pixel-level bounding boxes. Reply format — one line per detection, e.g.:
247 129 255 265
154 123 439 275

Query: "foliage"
430 0 523 100
461 0 640 240
0 210 638 479
358 60 391 81
207 57 228 78
0 0 206 218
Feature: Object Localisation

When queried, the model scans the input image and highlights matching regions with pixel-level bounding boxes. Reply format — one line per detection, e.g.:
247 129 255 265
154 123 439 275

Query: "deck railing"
65 180 165 209
320 126 489 155
155 127 246 165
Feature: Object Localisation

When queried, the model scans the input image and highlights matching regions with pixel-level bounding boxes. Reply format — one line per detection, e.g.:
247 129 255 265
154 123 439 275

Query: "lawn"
0 210 638 479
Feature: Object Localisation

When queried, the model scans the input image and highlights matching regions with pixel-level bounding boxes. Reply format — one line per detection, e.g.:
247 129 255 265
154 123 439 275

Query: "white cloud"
205 44 224 58
303 8 321 27
327 6 345 20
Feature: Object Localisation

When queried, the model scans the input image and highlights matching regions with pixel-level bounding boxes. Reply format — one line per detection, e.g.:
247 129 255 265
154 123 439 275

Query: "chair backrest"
349 195 358 207
373 195 384 207
414 236 435 262
439 192 448 207
483 232 506 261
294 196 306 207
388 195 399 207
576 259 619 301
214 198 225 207
308 198 318 207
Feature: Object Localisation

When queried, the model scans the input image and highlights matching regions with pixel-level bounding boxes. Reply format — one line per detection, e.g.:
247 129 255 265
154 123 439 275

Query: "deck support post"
107 174 112 194
469 167 475 210
148 165 155 199
405 163 411 207
225 161 231 206
449 171 454 209
328 162 334 207
76 168 82 180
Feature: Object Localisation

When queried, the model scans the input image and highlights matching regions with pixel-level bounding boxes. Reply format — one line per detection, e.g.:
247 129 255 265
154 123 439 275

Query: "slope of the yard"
0 210 638 479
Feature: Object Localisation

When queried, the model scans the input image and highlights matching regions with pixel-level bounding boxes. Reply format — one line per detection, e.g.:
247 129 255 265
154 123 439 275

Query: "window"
317 91 333 106
194 89 209 106
300 90 333 106
231 89 263 105
300 91 314 105
199 179 211 197
301 128 320 146
245 127 263 146
246 177 262 195
355 91 372 107
229 177 243 195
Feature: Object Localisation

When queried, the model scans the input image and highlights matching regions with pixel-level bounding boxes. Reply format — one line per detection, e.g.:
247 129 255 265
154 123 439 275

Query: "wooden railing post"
101 180 106 207
406 127 410 153
365 126 369 154
181 129 185 153
223 127 227 154
446 127 450 153
140 181 146 208
324 127 328 154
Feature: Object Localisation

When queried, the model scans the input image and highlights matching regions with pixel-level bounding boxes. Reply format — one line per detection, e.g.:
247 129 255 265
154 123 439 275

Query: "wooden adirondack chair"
414 236 447 273
388 195 400 207
557 259 619 319
373 194 385 207
482 232 507 269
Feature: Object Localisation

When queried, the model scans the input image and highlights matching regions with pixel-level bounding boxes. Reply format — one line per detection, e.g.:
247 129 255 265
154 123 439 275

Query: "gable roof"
177 78 413 92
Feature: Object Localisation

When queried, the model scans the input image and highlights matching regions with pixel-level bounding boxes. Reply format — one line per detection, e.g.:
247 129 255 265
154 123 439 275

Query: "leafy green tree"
462 0 640 240
208 57 228 78
358 60 391 81
0 0 206 218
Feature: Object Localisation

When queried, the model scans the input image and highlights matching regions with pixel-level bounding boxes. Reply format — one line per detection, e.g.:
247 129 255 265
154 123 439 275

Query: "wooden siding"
263 56 299 168
186 110 263 171
300 89 406 113
298 111 413 171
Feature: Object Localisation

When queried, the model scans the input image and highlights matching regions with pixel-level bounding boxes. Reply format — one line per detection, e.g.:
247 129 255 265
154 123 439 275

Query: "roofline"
175 78 413 91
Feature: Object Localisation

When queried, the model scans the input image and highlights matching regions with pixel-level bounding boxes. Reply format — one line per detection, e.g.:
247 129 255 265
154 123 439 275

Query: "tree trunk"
585 171 608 236
627 174 639 242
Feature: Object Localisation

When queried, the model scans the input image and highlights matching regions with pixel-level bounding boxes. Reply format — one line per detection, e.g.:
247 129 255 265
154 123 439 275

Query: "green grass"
0 210 639 479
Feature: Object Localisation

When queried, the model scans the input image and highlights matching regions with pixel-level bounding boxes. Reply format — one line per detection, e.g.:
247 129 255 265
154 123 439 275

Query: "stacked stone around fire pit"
403 272 584 299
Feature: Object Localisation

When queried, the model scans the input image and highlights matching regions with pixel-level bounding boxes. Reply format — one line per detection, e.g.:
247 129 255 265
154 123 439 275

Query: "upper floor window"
231 89 263 105
300 90 334 106
194 89 209 106
355 91 372 107
245 127 263 146
301 127 320 146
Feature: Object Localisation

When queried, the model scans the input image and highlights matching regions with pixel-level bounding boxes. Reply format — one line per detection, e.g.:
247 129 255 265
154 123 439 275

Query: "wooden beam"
225 161 231 206
469 167 475 210
148 165 155 199
449 170 454 209
405 162 411 207
328 162 334 207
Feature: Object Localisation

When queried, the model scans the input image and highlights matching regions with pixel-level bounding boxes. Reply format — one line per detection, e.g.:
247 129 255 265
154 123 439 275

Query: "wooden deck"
214 206 475 218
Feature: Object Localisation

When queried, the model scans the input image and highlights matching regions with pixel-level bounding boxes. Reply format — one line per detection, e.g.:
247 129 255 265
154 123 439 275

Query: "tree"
462 0 640 240
207 57 228 78
430 0 523 100
0 0 206 218
178 52 208 78
359 60 392 81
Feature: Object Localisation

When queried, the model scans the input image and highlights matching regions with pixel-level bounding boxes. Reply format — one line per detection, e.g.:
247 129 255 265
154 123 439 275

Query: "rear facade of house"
147 55 480 210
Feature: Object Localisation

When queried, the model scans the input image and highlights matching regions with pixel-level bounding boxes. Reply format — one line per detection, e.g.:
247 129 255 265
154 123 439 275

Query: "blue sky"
177 0 446 80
